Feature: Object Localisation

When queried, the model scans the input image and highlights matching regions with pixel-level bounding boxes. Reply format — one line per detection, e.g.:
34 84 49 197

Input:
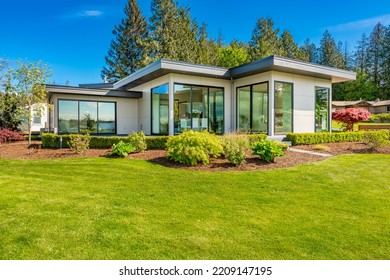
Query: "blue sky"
1 0 389 86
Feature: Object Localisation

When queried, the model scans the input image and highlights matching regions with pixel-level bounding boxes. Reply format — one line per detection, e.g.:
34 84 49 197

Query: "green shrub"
222 134 249 166
146 136 171 149
286 131 367 145
109 141 135 157
128 132 147 152
370 113 390 123
41 133 71 148
251 140 284 163
89 136 128 148
364 131 390 150
247 133 267 145
166 130 223 166
68 133 91 154
275 142 289 151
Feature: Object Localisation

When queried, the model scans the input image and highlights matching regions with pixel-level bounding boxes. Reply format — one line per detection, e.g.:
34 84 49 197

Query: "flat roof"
46 85 142 98
112 55 356 90
113 59 230 90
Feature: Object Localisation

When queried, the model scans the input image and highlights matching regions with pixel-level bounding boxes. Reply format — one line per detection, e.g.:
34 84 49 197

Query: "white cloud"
328 14 390 32
78 10 103 17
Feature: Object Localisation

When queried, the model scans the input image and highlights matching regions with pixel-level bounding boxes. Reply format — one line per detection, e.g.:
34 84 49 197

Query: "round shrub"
222 134 249 166
166 130 223 166
128 131 147 152
251 140 284 163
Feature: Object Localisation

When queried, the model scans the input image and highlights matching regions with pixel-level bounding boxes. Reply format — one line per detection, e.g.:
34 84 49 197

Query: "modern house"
332 99 390 114
44 55 356 136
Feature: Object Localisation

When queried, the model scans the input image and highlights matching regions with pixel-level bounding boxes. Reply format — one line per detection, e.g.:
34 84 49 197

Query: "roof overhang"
230 56 356 83
45 85 142 99
113 59 230 90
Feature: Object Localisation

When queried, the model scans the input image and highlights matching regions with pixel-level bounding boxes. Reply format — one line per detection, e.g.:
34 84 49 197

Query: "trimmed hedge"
42 133 171 149
146 136 171 149
286 131 390 146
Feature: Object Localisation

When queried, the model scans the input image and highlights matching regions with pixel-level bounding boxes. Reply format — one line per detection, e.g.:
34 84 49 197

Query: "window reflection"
274 82 292 134
58 100 116 134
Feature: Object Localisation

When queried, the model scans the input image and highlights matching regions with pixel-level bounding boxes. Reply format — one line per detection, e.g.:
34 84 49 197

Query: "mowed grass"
0 155 389 260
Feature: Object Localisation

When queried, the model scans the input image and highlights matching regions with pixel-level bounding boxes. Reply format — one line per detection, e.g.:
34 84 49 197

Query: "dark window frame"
57 99 117 135
150 83 169 136
314 86 330 133
236 81 269 134
173 83 225 134
274 81 294 134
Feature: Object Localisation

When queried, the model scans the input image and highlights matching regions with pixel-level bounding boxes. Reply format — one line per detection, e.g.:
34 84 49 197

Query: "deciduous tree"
7 60 51 144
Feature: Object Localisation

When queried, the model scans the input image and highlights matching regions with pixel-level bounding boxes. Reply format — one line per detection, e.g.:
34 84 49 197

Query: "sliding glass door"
237 82 268 133
274 82 293 134
315 87 330 132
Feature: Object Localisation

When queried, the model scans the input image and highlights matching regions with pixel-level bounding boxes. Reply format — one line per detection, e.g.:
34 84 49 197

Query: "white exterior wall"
51 94 139 135
19 104 48 133
232 71 332 135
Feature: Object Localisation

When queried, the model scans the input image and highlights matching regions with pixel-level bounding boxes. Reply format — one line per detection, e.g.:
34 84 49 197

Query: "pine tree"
279 30 299 59
196 23 218 65
367 23 386 87
380 25 390 99
299 39 318 63
248 18 280 61
354 33 369 73
318 30 345 68
101 0 149 82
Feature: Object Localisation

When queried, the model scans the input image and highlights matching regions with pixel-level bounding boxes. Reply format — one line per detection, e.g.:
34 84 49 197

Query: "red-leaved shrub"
0 129 25 143
332 108 372 131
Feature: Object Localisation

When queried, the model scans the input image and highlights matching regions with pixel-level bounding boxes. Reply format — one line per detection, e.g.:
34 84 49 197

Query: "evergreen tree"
367 23 386 89
354 33 369 73
299 39 318 63
196 23 218 65
381 26 390 99
101 0 149 82
318 30 345 68
249 18 280 61
174 6 199 62
279 30 299 59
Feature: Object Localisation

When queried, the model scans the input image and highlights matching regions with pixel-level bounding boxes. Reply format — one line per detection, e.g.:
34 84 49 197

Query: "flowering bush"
0 129 24 143
332 108 371 131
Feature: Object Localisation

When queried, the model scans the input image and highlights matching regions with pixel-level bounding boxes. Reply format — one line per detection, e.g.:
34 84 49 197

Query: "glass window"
152 84 169 135
274 82 293 134
58 100 116 134
209 87 224 134
237 82 268 133
252 83 268 133
58 100 79 134
80 102 97 133
238 86 251 131
98 102 116 134
315 87 330 132
173 84 224 134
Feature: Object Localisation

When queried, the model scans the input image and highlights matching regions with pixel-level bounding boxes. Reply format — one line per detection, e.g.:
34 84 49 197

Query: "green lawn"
0 155 389 260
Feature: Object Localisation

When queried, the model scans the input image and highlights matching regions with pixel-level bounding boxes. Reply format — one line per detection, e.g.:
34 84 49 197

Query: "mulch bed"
0 140 388 172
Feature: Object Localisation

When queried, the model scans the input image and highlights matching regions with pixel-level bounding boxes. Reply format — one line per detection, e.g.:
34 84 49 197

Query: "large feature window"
174 84 224 134
151 84 169 135
58 100 116 134
237 82 268 133
274 82 293 134
315 87 330 132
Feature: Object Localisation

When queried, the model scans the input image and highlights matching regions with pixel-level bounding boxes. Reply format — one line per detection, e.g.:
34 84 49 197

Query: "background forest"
102 0 390 102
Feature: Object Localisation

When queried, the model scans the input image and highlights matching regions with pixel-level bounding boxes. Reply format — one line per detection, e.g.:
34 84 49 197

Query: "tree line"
102 0 390 101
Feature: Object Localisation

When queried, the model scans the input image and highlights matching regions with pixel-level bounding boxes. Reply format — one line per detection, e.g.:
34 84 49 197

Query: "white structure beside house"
45 55 356 136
